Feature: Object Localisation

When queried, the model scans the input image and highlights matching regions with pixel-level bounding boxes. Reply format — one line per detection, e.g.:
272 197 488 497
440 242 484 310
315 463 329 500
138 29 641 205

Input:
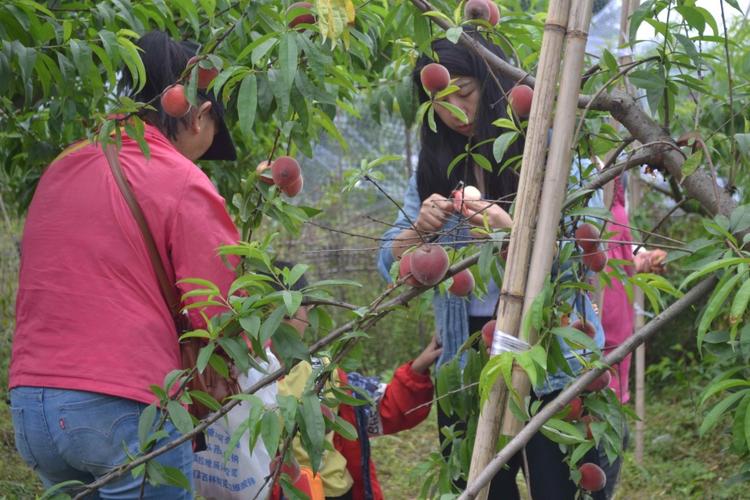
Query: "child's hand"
411 335 443 375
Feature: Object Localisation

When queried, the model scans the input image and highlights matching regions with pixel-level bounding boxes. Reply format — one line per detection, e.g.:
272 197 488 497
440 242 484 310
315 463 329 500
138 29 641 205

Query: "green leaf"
471 153 492 172
300 392 326 472
680 150 703 179
239 315 262 338
434 100 468 124
697 272 742 350
446 152 468 177
331 414 358 440
700 379 750 406
260 306 287 344
281 290 303 316
196 342 214 373
680 257 750 289
729 279 750 326
261 411 282 458
699 390 748 436
237 73 257 141
427 105 436 133
177 278 220 295
189 390 221 413
271 324 310 364
279 32 298 90
492 131 518 163
550 326 598 353
138 404 157 450
541 418 587 445
491 118 518 132
571 441 595 465
40 480 86 500
167 400 193 435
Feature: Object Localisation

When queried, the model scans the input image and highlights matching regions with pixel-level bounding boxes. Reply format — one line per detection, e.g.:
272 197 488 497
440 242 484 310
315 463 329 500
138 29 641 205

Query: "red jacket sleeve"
379 361 434 435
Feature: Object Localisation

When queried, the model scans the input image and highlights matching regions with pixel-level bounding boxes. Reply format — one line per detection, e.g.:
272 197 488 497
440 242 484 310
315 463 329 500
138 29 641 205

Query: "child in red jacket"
272 321 441 500
334 336 441 500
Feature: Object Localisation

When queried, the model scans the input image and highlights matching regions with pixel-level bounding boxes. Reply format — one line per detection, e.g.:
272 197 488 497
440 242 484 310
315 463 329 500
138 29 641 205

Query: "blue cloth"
10 387 193 498
377 174 604 396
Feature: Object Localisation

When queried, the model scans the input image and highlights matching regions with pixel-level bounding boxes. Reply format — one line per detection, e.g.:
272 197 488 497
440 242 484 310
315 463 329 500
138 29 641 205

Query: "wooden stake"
500 0 596 437
466 1 572 497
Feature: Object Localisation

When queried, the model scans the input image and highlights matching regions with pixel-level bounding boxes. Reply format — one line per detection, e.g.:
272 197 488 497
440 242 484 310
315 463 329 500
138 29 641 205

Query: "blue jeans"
10 387 193 499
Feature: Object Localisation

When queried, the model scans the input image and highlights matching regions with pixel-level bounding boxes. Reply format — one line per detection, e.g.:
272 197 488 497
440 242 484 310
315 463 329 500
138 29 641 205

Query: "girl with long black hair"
378 29 608 499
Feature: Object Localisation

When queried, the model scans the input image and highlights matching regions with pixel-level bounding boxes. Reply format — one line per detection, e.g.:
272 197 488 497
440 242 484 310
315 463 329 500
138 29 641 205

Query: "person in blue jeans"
10 388 192 499
377 29 608 499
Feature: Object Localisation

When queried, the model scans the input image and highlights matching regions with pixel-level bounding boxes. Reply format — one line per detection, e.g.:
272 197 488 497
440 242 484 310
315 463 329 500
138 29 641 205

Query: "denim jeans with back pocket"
10 386 193 499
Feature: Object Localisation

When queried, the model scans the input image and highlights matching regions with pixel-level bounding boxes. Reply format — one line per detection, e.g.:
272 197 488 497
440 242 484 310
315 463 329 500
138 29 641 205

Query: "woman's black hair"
119 30 216 140
413 28 524 209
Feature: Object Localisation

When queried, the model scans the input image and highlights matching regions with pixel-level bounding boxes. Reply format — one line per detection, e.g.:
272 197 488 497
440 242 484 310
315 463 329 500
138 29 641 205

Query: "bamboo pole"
466 1 572 496
499 0 596 437
459 276 717 499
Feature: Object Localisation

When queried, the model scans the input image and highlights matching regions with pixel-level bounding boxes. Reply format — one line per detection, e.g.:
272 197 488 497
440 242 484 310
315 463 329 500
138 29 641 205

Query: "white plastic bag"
193 351 280 500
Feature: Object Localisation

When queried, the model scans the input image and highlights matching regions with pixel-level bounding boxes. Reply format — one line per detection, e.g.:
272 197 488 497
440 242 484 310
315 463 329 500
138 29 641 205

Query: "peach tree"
1 0 750 497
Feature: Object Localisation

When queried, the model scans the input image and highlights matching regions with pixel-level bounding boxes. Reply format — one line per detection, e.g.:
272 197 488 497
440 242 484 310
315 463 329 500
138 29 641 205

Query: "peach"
420 63 451 94
582 250 608 272
409 244 450 286
563 396 584 422
481 319 497 350
398 253 423 286
571 319 596 339
574 223 599 253
271 156 301 188
161 84 190 118
509 84 533 119
448 269 475 296
187 56 219 89
487 1 501 25
464 0 490 21
281 175 303 197
256 161 275 184
287 2 315 29
452 185 482 212
578 462 607 492
584 370 612 392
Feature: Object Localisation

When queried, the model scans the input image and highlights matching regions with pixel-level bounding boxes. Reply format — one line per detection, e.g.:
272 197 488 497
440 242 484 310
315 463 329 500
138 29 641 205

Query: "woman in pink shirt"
9 31 240 498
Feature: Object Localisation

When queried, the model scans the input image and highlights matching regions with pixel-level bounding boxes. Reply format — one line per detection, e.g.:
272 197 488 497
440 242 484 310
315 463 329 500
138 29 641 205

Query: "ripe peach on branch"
508 84 533 118
448 269 475 296
398 253 422 287
409 243 449 286
578 462 606 492
161 84 190 118
187 56 220 89
420 63 451 94
271 156 302 188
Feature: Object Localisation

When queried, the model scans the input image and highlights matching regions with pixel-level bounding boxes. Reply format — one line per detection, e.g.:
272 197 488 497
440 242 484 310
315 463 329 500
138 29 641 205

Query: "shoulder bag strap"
103 144 182 317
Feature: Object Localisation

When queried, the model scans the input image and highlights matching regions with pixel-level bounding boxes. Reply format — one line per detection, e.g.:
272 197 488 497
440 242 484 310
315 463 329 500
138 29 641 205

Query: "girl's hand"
461 199 513 230
634 249 667 274
415 193 455 233
411 335 443 375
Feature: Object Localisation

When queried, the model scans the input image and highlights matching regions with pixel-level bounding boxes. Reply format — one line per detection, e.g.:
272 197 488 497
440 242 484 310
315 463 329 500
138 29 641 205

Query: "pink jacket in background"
600 177 635 403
